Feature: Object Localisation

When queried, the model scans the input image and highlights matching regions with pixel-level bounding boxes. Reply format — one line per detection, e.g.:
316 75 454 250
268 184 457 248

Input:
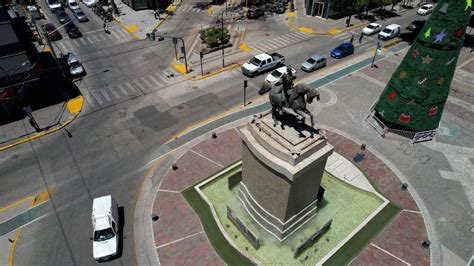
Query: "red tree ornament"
412 48 420 58
388 91 397 101
399 114 411 123
429 107 438 116
455 28 464 38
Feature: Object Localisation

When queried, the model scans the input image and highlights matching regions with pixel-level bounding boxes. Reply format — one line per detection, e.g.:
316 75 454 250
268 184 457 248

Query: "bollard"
401 183 408 190
152 214 159 222
172 163 178 171
422 239 431 248
212 132 217 139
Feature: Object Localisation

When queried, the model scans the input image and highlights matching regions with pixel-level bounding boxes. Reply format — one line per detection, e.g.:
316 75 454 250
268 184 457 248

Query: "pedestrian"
153 9 160 19
350 35 354 43
103 22 109 34
359 33 363 43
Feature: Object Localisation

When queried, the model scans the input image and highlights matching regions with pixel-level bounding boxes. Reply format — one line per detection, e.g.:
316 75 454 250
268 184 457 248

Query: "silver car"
301 54 326 72
63 53 86 78
73 8 88 22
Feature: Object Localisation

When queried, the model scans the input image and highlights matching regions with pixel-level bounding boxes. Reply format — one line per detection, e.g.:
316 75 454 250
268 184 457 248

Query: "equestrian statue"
269 69 320 128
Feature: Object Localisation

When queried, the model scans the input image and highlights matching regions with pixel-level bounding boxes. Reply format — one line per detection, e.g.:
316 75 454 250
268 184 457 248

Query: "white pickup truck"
91 195 119 261
241 52 285 77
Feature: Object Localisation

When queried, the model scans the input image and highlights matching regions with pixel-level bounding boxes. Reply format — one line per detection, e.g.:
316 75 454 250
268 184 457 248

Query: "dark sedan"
55 9 70 24
42 22 62 41
65 23 82 38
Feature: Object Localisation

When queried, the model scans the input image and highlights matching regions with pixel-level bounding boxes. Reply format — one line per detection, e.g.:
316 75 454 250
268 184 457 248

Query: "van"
91 195 119 261
378 24 401 40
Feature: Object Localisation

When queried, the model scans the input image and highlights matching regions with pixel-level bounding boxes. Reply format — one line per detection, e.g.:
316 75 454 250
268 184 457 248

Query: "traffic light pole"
243 80 247 106
157 36 189 73
200 52 204 76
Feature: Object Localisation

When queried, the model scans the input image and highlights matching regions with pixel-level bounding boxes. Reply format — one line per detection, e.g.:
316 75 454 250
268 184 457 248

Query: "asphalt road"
2 3 469 265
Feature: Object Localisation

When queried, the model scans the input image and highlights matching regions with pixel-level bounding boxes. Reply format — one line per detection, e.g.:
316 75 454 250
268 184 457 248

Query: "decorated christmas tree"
373 0 472 132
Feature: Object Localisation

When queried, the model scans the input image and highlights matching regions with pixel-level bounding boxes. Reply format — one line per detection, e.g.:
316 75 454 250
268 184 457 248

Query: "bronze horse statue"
269 80 320 128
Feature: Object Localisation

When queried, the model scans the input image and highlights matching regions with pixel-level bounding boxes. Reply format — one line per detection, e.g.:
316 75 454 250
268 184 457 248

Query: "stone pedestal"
238 112 334 241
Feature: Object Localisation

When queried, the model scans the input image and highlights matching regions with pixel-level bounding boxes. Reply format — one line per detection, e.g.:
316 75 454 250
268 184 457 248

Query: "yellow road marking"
0 96 83 152
66 95 83 114
0 196 34 212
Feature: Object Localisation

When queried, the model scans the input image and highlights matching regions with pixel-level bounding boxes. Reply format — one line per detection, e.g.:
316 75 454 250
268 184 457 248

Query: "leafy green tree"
373 0 472 132
203 27 230 48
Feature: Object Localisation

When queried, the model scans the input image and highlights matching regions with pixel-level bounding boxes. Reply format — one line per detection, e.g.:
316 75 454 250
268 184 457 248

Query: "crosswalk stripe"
273 36 291 45
266 39 283 48
132 79 147 92
152 72 169 85
98 34 108 41
110 30 120 39
115 29 128 38
56 42 66 51
91 92 104 105
116 84 129 96
86 36 94 44
79 37 87 45
147 74 162 87
291 31 309 39
260 41 278 50
140 77 154 88
249 44 265 52
334 32 350 39
62 41 75 51
269 38 287 46
72 39 80 46
83 94 96 107
109 88 121 99
101 90 112 101
280 35 295 43
289 32 307 40
104 32 114 40
92 35 101 43
124 81 137 93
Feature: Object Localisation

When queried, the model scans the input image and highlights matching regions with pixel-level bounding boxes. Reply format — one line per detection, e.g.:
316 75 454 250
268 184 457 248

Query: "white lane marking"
370 243 411 265
101 90 112 101
124 81 137 93
116 84 129 96
156 231 203 249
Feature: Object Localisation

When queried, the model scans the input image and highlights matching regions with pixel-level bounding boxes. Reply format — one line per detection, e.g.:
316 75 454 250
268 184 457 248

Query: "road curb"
287 12 368 35
0 96 83 152
171 60 244 81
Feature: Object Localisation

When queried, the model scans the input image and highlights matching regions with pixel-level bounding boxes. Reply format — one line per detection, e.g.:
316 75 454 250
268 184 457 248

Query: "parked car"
242 52 285 77
378 24 400 40
275 3 286 14
42 22 62 41
73 9 88 22
55 9 70 24
83 0 96 7
68 0 81 10
62 53 86 78
46 0 62 13
406 20 425 32
65 23 82 38
91 196 119 261
362 23 382 35
301 54 326 72
417 4 434 15
247 7 265 19
265 66 296 86
331 43 354 59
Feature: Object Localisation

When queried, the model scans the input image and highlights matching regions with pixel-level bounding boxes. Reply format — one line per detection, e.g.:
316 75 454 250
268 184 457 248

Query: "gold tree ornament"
407 99 417 105
422 55 433 64
437 77 445 86
399 71 407 79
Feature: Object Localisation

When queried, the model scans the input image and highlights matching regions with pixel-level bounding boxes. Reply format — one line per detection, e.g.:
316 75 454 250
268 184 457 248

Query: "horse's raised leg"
294 109 307 124
303 108 314 127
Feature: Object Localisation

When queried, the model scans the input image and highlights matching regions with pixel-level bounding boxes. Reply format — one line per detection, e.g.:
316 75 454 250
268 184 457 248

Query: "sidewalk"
0 95 83 152
113 0 182 40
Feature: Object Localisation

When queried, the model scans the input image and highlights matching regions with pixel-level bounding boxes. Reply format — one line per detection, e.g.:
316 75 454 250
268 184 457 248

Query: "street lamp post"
156 34 189 73
219 11 225 68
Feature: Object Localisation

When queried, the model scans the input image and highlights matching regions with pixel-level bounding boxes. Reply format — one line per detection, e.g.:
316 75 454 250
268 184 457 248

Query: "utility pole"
200 51 204 76
243 80 248 106
173 37 178 60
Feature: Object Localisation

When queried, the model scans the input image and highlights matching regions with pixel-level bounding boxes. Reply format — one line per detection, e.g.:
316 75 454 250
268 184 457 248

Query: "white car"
378 24 401 40
92 196 119 261
362 23 382 35
68 0 81 10
84 0 96 7
265 66 296 86
417 4 434 15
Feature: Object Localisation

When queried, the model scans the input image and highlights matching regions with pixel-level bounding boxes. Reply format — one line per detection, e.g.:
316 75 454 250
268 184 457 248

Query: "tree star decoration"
466 0 472 11
407 99 416 105
412 48 419 58
435 30 447 43
399 71 407 79
455 28 465 38
446 57 455 65
424 27 432 38
438 3 448 13
379 110 385 117
422 55 433 64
